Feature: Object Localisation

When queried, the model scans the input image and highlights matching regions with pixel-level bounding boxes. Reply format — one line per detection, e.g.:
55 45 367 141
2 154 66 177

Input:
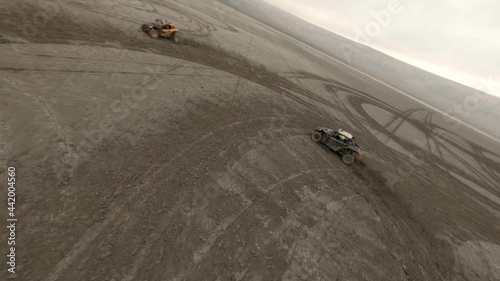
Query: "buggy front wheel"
341 153 354 165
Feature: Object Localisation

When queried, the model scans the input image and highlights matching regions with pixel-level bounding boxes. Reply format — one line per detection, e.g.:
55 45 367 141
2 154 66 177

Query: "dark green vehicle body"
311 127 363 165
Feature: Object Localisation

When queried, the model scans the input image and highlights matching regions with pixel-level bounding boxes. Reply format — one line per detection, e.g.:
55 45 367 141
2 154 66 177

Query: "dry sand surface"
0 0 499 280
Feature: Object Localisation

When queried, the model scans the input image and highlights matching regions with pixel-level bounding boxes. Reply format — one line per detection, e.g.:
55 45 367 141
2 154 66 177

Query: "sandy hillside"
0 0 499 280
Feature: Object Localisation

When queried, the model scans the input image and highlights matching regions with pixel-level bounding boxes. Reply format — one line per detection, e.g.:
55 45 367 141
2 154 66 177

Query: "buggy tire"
341 153 354 165
173 32 180 43
311 132 322 143
149 29 160 38
141 24 150 32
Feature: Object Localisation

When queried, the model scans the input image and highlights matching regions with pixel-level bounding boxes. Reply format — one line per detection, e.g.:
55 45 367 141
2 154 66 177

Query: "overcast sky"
263 0 500 97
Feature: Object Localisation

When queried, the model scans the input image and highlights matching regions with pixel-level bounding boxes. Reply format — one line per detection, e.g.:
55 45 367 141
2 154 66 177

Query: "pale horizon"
263 0 500 98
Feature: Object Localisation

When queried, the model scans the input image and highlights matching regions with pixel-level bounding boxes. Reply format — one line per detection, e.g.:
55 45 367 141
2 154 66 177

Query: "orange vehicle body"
141 20 180 43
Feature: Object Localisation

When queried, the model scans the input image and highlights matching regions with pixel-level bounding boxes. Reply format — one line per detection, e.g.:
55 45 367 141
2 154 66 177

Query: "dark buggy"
311 128 363 165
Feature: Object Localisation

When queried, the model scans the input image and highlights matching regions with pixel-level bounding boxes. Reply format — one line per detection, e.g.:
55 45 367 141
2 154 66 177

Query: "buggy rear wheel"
311 132 322 143
173 32 180 43
341 153 354 165
149 29 160 38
